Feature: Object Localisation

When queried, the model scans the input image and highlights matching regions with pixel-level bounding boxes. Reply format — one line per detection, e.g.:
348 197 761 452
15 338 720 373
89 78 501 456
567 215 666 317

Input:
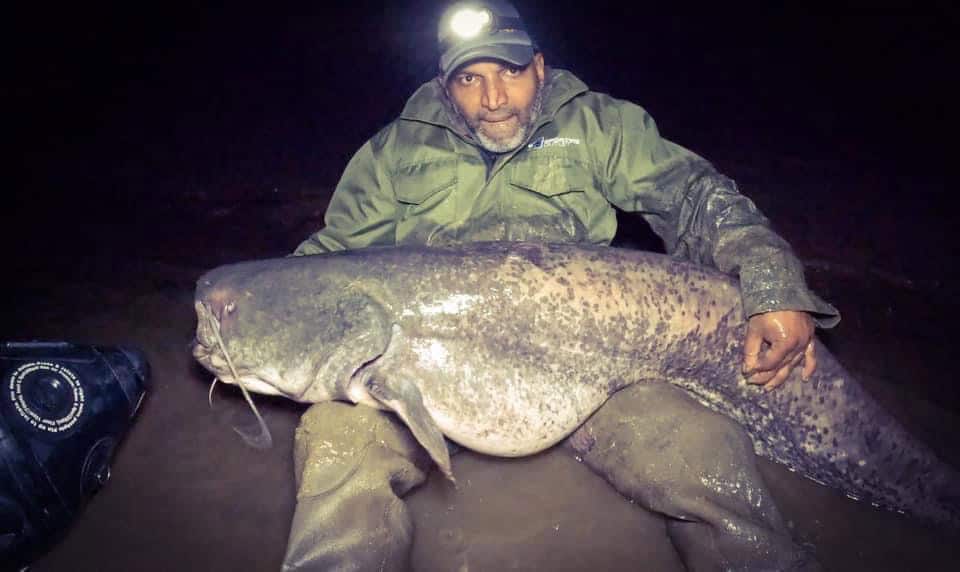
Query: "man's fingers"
743 311 817 388
763 353 804 391
752 338 797 373
749 345 803 386
742 328 764 374
747 369 776 385
761 365 792 392
749 357 790 386
801 340 817 381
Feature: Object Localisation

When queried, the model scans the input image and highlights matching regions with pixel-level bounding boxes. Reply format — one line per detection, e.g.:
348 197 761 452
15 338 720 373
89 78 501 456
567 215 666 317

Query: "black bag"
0 342 149 570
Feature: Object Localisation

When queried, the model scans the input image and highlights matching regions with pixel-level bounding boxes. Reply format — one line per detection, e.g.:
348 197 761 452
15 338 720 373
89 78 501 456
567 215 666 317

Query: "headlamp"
439 5 525 52
449 8 493 40
437 1 535 81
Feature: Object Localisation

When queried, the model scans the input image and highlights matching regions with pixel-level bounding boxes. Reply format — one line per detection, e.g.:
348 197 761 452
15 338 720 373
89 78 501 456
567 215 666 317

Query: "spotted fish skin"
192 241 960 528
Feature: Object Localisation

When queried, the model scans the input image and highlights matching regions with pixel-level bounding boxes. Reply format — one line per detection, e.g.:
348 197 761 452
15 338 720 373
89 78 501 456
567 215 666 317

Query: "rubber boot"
282 401 431 572
566 383 821 571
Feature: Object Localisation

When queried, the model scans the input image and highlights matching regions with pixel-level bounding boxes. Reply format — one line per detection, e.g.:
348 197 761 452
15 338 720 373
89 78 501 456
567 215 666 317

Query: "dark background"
7 0 958 249
4 2 960 570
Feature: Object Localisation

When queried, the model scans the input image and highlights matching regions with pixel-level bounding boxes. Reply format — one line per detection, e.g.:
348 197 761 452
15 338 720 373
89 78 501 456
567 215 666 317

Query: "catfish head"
192 257 394 404
192 254 455 479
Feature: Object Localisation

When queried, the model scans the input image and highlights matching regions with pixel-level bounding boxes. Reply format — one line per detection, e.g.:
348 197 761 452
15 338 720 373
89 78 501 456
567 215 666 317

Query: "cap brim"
441 36 535 82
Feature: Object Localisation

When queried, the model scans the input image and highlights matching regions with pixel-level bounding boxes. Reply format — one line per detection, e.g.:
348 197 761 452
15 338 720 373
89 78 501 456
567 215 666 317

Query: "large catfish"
191 241 959 528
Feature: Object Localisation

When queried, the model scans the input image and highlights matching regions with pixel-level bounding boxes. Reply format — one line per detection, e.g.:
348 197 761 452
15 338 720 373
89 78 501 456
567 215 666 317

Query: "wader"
282 384 819 571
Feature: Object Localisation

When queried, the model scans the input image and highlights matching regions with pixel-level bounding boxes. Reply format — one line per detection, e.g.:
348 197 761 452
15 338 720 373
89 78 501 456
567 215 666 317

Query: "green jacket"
294 69 839 326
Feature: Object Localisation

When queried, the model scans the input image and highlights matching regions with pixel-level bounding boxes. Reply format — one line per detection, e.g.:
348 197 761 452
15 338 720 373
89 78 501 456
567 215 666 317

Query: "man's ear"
533 52 545 83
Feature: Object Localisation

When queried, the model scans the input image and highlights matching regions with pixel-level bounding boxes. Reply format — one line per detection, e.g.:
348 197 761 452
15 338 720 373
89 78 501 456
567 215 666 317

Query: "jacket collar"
398 68 589 138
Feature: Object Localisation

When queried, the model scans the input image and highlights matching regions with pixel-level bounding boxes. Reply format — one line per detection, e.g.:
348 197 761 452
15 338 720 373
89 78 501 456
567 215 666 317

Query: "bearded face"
446 54 546 153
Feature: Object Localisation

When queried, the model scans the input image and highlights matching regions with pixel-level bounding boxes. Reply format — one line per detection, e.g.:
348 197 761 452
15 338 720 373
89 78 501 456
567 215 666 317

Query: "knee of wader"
571 392 757 511
295 401 382 441
575 385 755 466
652 415 760 516
293 402 428 495
653 408 756 493
688 409 755 463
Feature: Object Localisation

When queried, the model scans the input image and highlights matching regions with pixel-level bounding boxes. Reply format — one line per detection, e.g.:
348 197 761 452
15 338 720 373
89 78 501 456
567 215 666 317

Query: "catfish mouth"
192 300 253 386
192 340 280 396
192 300 290 398
191 336 227 378
192 299 274 449
192 300 230 378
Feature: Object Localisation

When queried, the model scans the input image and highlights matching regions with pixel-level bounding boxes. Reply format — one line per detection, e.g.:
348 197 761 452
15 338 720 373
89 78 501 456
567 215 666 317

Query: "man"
283 1 839 570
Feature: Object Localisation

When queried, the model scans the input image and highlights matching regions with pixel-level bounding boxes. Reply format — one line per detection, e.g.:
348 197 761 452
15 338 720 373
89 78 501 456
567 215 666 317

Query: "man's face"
446 53 546 153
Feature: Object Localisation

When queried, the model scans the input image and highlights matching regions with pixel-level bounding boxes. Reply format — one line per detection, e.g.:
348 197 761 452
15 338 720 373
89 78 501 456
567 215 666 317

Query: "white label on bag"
7 361 85 433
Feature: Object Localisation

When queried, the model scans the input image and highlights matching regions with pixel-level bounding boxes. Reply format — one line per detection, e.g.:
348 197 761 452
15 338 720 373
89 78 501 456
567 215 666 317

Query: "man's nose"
481 77 507 111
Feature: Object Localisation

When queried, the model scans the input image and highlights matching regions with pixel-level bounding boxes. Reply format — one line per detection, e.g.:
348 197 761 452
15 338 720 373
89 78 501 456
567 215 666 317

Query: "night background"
4 1 960 570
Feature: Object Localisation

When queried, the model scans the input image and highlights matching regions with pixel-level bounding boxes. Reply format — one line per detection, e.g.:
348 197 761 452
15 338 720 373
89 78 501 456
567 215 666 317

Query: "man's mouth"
479 115 519 137
482 114 514 123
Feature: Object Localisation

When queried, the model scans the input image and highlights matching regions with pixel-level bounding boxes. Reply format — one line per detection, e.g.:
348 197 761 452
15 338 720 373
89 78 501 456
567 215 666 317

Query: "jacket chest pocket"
508 156 599 219
394 161 458 220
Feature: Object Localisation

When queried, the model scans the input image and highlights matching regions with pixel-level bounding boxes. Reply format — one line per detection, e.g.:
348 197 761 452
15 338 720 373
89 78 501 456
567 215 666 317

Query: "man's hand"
742 310 816 391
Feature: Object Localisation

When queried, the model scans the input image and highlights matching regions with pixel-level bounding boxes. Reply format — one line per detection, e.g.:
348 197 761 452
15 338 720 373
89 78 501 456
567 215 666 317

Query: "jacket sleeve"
601 102 840 327
292 139 398 256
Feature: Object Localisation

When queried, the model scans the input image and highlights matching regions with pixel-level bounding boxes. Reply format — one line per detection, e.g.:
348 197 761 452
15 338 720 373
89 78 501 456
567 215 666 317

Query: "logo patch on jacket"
528 136 581 149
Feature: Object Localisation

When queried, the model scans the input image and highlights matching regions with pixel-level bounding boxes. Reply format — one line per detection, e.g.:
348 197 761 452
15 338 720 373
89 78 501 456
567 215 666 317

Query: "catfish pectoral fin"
364 376 453 482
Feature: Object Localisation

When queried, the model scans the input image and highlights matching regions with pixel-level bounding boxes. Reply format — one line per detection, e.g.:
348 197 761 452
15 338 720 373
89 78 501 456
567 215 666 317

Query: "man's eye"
504 66 521 76
459 74 476 84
